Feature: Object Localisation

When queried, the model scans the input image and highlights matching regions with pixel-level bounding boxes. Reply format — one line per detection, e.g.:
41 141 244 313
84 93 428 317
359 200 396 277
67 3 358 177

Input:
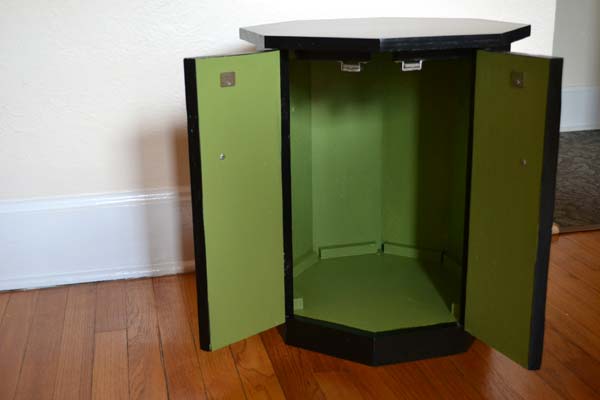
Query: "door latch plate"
220 71 236 87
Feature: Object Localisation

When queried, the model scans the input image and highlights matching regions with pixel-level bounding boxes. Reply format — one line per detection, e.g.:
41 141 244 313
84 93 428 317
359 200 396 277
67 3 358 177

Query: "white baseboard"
0 188 195 291
561 86 600 132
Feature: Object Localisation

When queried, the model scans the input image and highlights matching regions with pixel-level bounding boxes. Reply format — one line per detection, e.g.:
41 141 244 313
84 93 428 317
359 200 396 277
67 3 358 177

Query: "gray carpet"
554 130 600 229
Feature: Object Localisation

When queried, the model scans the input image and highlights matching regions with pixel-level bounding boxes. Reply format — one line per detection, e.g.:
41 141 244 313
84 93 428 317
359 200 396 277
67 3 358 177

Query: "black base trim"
284 316 473 366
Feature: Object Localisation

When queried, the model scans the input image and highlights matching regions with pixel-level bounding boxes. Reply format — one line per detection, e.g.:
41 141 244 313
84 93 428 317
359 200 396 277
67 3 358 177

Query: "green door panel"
466 51 562 368
195 51 285 350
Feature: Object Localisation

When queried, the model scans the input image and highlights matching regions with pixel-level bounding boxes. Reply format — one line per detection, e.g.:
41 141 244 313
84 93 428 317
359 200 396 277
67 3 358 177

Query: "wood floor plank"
178 274 246 399
126 279 168 400
543 325 600 394
549 261 600 315
537 348 598 400
450 345 523 400
547 280 600 335
470 340 562 400
563 234 600 268
260 328 326 400
230 335 286 400
546 303 600 361
0 292 10 324
340 361 399 400
92 330 129 400
381 361 443 400
550 248 600 291
153 276 206 399
14 287 69 400
53 284 97 400
415 357 485 400
313 371 364 400
553 236 600 271
0 291 38 400
95 281 126 333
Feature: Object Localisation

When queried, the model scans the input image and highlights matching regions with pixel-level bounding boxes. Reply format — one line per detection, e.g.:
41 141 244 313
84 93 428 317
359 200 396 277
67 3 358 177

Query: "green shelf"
294 254 459 332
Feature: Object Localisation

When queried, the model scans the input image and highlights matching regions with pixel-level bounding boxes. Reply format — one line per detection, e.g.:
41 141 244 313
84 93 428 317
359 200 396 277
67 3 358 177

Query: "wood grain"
53 284 97 400
14 287 68 400
381 361 444 400
415 357 484 400
470 340 562 400
260 328 326 400
542 325 600 393
92 330 129 400
0 292 9 324
230 335 286 399
126 279 168 400
313 371 364 400
153 276 206 399
450 345 522 400
537 348 598 400
341 361 398 400
179 274 246 399
96 281 127 332
549 261 600 315
0 291 38 400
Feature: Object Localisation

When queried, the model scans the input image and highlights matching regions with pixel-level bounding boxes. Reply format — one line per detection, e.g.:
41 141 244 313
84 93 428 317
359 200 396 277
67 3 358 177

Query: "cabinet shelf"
294 253 459 332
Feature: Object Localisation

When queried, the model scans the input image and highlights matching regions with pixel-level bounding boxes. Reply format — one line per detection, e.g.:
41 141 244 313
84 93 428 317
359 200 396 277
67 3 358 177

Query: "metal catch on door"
400 60 423 72
339 61 367 72
220 71 236 87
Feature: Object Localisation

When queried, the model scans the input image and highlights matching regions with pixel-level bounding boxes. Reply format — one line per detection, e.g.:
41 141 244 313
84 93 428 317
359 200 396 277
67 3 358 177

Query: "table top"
240 18 530 53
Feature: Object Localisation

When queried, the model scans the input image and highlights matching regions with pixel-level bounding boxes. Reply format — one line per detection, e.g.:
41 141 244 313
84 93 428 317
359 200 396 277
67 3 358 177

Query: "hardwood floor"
0 232 599 399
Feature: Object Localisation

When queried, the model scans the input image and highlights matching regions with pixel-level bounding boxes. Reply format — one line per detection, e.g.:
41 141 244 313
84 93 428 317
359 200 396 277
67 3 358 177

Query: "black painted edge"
380 26 529 52
373 322 474 365
280 50 294 319
527 57 563 370
458 51 478 326
183 58 211 351
265 35 379 52
242 25 530 53
285 316 473 366
293 50 373 61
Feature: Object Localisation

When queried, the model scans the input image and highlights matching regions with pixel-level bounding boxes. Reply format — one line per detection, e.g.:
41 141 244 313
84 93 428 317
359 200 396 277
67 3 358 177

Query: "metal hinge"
339 61 367 72
399 60 423 72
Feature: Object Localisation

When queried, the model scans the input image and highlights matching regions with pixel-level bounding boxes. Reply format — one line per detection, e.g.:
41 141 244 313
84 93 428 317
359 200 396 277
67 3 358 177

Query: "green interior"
290 53 473 332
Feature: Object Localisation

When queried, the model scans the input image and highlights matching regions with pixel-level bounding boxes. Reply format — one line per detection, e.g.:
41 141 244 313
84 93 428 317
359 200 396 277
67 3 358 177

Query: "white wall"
0 1 558 289
553 0 600 131
0 0 557 200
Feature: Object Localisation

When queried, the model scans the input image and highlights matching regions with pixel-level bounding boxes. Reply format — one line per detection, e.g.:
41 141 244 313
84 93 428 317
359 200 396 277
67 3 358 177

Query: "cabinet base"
284 316 473 366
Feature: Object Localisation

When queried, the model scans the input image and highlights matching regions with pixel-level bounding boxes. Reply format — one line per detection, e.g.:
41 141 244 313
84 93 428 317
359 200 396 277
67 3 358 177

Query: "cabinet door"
184 51 285 351
465 51 562 369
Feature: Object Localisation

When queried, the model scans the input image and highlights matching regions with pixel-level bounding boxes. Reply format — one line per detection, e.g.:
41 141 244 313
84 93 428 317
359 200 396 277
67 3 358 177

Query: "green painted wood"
290 55 470 260
466 51 553 367
381 57 472 262
383 243 441 263
310 59 384 250
294 254 457 332
319 242 379 259
290 59 314 264
195 51 285 350
289 55 471 326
